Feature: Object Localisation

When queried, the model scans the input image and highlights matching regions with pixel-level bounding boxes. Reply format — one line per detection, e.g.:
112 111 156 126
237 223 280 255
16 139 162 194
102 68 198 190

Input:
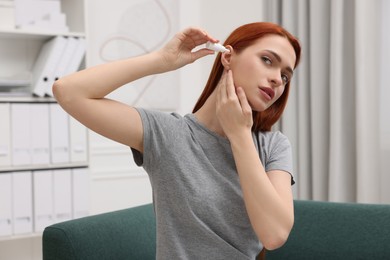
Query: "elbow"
52 79 73 107
260 218 294 251
262 229 290 250
52 81 59 99
52 79 64 102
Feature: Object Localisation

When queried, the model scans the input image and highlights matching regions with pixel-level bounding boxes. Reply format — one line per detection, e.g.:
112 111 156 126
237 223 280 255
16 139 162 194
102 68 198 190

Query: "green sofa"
42 200 390 260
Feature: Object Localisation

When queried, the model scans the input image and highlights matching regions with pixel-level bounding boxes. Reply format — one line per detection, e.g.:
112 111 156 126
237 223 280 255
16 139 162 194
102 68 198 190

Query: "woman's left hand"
216 69 253 140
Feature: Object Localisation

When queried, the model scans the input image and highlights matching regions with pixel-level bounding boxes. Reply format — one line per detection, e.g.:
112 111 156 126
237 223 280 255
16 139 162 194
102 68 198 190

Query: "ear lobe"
221 45 233 69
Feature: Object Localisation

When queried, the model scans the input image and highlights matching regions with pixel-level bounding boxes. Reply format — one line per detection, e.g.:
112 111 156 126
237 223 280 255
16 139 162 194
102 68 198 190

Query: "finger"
191 48 216 61
182 27 218 43
216 70 227 108
236 87 252 112
219 70 228 101
226 70 236 99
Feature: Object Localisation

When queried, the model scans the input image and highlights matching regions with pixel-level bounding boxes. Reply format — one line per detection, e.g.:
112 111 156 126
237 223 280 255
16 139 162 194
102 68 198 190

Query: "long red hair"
192 22 301 132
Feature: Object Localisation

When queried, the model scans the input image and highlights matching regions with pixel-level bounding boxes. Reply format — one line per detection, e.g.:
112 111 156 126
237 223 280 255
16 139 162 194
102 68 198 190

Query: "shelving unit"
0 1 89 259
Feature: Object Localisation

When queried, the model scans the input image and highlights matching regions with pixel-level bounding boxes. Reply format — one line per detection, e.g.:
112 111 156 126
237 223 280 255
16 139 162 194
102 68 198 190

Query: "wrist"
143 51 171 74
153 49 179 73
228 131 253 150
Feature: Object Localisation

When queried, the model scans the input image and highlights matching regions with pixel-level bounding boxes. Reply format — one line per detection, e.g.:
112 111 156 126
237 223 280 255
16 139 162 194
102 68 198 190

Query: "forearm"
53 51 167 100
229 133 294 250
53 26 216 104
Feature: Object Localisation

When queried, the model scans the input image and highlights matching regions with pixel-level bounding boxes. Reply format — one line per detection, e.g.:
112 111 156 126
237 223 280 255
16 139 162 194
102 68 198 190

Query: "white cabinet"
0 1 89 259
0 0 86 97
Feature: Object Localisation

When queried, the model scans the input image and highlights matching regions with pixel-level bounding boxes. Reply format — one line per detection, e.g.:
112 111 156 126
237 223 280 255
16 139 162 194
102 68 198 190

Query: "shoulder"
258 131 295 183
136 107 183 122
257 131 292 164
259 131 291 148
135 108 192 144
135 108 185 129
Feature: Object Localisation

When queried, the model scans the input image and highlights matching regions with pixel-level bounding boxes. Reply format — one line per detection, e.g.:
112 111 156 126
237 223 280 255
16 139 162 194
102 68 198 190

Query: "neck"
193 90 226 137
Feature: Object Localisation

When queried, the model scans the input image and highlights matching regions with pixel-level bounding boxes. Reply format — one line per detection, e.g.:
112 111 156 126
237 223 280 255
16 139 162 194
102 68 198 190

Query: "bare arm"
53 27 217 151
216 70 294 250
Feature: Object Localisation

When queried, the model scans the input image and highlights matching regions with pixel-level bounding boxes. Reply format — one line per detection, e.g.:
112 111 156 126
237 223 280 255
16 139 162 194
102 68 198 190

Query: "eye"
261 56 272 65
281 74 289 83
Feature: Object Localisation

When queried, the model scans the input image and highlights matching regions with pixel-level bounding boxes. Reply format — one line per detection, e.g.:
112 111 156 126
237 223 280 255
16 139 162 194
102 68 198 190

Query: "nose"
268 70 283 87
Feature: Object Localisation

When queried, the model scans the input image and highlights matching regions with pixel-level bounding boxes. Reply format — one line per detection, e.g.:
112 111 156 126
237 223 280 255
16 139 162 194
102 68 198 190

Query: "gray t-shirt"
131 108 294 260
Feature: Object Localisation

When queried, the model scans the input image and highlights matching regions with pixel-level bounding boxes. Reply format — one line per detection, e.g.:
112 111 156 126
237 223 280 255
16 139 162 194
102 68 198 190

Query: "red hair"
192 22 301 132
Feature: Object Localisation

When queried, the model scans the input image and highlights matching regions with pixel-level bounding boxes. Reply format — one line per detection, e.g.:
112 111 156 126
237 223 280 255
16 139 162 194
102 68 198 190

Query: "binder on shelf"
33 170 54 232
46 36 79 97
11 104 31 166
12 171 33 235
72 168 89 219
0 103 11 167
0 173 12 236
64 37 86 76
31 104 50 165
32 36 67 97
49 103 70 164
70 117 88 163
53 169 72 223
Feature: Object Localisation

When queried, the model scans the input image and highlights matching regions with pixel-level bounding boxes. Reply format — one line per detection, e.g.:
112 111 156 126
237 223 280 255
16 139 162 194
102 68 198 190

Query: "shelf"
0 95 57 103
0 163 88 173
0 233 42 242
0 28 85 40
0 95 58 103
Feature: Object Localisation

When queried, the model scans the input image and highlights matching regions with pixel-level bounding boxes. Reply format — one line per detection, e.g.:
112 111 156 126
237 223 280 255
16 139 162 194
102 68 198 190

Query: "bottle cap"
206 41 230 53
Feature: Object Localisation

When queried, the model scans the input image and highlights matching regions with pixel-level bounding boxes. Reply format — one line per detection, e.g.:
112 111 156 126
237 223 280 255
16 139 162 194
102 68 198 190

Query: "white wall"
89 0 265 215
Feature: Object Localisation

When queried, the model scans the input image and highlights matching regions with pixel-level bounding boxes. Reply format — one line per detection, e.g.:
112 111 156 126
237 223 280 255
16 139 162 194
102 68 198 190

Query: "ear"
221 45 233 69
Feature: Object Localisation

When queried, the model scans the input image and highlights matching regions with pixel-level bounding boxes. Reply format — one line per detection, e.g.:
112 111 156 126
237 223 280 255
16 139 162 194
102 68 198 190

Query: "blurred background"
0 0 388 259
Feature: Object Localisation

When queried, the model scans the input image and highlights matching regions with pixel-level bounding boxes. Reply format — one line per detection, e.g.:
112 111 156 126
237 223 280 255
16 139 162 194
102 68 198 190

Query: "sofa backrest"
266 200 390 260
43 200 390 259
43 204 156 260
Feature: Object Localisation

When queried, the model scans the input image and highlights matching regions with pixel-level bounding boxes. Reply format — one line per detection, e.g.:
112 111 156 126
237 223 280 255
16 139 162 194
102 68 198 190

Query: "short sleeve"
265 132 295 185
129 107 183 174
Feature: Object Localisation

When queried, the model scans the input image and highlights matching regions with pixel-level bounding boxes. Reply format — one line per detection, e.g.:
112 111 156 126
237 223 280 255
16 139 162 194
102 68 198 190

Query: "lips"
259 87 275 100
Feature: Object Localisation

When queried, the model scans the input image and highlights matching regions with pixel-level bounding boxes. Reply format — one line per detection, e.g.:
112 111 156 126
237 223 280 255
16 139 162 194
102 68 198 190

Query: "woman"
53 22 301 259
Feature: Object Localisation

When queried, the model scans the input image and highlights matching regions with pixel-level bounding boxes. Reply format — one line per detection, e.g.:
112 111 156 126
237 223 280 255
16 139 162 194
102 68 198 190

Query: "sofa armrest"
266 200 390 260
42 204 156 260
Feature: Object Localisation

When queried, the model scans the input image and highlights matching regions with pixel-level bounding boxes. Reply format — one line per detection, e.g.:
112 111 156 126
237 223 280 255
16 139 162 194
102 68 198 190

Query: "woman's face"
227 35 296 112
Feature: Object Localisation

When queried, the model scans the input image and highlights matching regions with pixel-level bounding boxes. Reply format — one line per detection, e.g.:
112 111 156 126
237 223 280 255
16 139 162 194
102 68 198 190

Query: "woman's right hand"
157 27 218 71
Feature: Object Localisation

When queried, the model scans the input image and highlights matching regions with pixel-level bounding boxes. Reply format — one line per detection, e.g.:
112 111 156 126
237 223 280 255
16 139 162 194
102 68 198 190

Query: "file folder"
63 37 86 76
11 104 31 166
53 169 72 223
12 171 33 235
0 103 11 167
30 104 50 165
46 36 79 97
72 168 89 219
0 173 12 236
49 103 70 164
33 170 54 232
32 36 67 97
69 117 88 163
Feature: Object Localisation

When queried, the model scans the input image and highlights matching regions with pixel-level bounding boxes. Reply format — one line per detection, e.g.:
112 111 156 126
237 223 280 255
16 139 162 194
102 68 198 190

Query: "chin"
250 102 269 112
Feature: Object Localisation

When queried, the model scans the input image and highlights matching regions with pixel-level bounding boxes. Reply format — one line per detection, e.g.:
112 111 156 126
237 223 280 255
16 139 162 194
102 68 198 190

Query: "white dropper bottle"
206 41 230 53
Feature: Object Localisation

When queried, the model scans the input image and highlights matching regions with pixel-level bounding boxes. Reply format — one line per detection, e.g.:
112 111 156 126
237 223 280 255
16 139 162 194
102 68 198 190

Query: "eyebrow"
265 49 294 76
